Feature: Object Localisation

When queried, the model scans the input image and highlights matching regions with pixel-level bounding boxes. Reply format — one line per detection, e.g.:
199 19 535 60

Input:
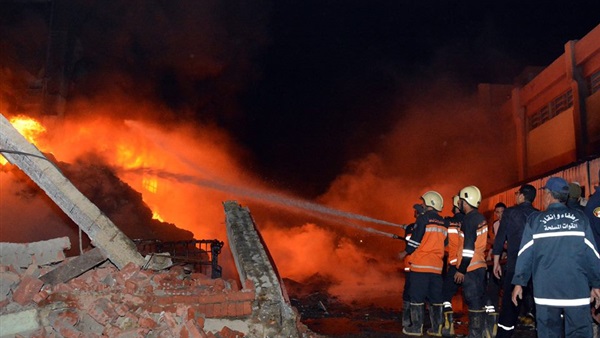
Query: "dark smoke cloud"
0 0 269 124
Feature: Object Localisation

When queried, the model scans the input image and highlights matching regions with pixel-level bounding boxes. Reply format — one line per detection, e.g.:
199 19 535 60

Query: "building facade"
481 23 600 210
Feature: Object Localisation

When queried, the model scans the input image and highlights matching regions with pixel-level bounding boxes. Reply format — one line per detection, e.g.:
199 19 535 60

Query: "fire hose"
366 203 425 241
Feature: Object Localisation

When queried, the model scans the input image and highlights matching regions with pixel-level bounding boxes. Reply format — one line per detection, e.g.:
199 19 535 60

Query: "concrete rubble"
0 241 253 337
0 211 319 337
1 114 318 337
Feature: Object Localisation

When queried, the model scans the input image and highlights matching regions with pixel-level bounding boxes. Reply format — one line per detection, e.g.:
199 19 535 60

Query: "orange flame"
151 207 164 222
0 110 409 306
1 115 47 165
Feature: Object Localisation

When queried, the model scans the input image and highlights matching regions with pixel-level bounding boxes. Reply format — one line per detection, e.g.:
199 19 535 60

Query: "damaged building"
0 114 316 337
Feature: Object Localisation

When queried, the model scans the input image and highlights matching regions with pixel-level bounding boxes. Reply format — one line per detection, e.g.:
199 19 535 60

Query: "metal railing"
133 239 224 278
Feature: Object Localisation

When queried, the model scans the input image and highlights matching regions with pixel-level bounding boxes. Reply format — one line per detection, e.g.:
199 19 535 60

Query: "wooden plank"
39 248 107 285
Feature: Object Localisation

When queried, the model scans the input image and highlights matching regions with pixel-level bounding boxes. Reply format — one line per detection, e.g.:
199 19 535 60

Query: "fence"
133 239 224 278
483 156 600 212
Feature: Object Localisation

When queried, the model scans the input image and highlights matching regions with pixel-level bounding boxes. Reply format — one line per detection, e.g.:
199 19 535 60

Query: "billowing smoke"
1 1 519 309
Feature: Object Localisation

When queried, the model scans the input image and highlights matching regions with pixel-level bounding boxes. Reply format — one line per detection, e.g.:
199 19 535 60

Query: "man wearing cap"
492 184 538 337
567 182 585 211
512 177 600 337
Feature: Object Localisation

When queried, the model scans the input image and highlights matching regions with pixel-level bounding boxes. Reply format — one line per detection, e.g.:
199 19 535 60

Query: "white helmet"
421 191 443 212
459 185 481 208
452 195 460 208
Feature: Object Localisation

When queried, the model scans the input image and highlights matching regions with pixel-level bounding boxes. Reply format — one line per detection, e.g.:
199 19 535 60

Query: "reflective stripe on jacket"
512 203 600 307
457 210 488 273
445 213 464 266
406 210 447 274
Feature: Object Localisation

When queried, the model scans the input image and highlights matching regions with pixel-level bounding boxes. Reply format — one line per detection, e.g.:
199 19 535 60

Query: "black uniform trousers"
497 267 535 337
497 268 519 337
536 304 592 338
442 265 460 305
409 271 443 304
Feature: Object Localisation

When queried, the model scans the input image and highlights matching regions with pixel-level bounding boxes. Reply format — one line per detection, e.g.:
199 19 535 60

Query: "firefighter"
440 195 464 336
454 185 497 337
399 204 425 329
492 184 538 337
401 191 447 336
512 177 600 337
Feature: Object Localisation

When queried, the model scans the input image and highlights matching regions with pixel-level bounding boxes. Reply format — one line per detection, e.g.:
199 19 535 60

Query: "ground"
285 277 537 337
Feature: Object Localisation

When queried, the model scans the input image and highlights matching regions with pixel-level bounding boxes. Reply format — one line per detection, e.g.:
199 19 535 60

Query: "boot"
484 311 498 338
426 303 444 336
402 302 424 336
402 300 411 328
441 305 455 337
468 310 485 338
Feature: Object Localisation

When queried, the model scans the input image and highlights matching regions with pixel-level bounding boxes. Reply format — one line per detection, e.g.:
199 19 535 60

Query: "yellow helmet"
459 185 481 208
421 191 443 212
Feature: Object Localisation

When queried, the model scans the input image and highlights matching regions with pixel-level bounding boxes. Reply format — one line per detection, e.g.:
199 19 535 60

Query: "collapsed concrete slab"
223 200 301 337
0 113 144 269
0 237 71 269
0 309 40 337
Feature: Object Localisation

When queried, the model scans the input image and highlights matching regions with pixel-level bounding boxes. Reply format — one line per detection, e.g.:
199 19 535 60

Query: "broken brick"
219 326 244 338
181 319 206 338
138 316 157 329
161 311 180 332
88 298 119 325
33 290 48 304
12 275 44 305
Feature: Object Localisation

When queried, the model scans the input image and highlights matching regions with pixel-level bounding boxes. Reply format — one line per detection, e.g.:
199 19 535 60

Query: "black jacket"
492 201 537 270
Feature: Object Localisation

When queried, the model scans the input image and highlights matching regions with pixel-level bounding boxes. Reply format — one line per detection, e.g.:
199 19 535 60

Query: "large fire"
1 110 412 307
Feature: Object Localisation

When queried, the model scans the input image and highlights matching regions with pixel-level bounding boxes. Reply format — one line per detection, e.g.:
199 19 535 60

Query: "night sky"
2 1 600 197
239 1 600 196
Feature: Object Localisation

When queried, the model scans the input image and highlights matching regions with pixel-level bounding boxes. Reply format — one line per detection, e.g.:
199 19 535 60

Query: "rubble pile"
0 256 254 337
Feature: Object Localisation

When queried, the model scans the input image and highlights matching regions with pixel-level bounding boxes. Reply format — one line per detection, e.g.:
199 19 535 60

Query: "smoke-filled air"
0 1 520 308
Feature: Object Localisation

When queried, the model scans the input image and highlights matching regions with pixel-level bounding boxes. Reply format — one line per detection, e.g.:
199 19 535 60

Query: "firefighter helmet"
459 185 481 208
421 191 443 212
452 195 460 208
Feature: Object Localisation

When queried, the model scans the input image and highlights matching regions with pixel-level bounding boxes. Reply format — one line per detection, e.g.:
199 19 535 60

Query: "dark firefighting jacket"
512 203 600 307
492 201 537 271
457 210 488 273
585 187 600 247
402 223 415 272
405 209 447 274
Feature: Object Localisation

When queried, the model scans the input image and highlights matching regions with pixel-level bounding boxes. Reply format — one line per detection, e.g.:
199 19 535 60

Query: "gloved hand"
413 203 425 215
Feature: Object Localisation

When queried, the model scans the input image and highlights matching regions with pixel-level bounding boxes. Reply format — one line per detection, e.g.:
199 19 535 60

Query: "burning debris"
0 115 195 256
0 113 319 337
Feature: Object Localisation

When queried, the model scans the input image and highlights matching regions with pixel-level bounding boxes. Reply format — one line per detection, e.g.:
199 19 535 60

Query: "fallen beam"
0 113 145 269
223 201 300 337
39 247 107 285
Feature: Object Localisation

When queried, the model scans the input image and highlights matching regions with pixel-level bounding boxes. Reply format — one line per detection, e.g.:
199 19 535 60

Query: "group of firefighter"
397 177 600 338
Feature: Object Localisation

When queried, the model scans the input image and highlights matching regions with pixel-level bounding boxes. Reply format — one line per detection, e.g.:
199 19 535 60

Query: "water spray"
118 166 409 239
121 121 409 239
